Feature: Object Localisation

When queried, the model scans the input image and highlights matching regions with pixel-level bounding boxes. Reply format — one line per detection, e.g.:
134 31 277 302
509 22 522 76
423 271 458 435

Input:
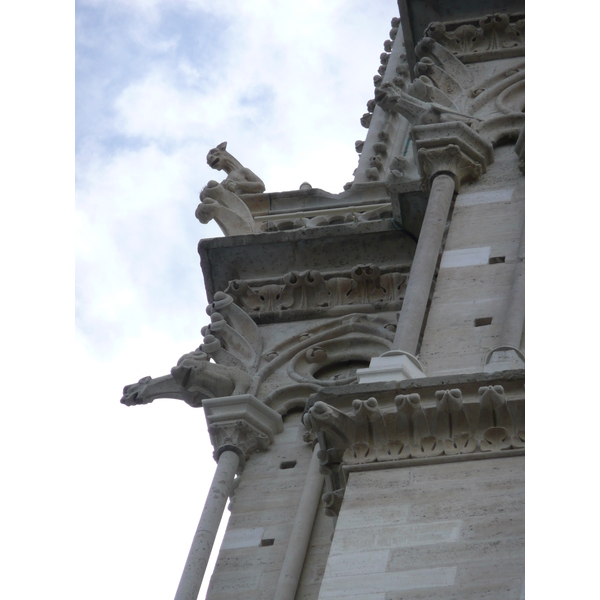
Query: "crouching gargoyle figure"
195 141 265 236
120 350 253 408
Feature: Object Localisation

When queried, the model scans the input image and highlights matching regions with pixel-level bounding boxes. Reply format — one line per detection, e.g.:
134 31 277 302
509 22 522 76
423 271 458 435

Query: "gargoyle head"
120 376 152 405
206 142 232 172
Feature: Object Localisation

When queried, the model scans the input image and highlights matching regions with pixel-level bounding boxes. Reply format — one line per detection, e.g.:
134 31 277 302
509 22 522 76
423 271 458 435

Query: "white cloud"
71 3 400 599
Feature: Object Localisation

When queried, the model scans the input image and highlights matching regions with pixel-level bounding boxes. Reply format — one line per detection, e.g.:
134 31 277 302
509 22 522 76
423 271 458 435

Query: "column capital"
203 395 283 466
412 121 494 191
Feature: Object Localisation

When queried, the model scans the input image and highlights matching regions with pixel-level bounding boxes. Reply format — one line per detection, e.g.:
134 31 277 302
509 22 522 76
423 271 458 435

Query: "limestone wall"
419 145 525 376
317 457 525 600
206 411 332 599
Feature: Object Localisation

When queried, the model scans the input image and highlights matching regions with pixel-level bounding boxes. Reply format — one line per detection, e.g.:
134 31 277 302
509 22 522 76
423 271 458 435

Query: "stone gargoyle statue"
120 349 253 408
121 291 261 408
171 349 253 401
195 142 265 236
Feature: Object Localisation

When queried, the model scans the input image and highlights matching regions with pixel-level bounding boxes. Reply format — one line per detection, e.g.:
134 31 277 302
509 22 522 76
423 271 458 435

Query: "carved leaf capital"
417 144 482 188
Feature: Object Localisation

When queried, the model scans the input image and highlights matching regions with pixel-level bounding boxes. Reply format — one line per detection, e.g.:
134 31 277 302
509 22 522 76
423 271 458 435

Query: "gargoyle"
171 349 253 402
386 156 419 184
196 181 257 236
206 141 265 195
120 374 203 407
375 81 476 126
196 142 266 236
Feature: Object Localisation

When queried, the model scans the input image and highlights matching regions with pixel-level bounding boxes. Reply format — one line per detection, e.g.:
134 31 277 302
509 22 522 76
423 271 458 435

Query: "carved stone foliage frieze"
224 264 409 316
425 14 524 63
302 384 524 517
417 144 481 188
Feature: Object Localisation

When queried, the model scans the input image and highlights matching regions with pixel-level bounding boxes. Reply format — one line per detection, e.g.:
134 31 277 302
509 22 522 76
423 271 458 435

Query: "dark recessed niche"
280 460 297 470
260 538 275 547
489 256 506 264
313 360 370 381
474 317 493 327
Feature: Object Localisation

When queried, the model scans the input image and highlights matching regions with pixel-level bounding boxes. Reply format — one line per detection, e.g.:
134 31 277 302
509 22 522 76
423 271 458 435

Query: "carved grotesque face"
206 141 228 170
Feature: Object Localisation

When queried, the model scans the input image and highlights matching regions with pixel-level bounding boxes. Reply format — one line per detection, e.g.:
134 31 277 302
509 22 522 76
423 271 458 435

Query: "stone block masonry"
317 457 524 600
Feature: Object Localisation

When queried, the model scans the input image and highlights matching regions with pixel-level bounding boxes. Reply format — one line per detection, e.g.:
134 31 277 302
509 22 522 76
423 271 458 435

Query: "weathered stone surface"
121 4 525 599
316 457 523 599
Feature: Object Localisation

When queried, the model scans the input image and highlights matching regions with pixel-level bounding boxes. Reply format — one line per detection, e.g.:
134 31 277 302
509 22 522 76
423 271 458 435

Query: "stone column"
392 172 455 354
358 123 493 384
484 219 525 371
174 449 240 600
173 395 283 600
273 446 323 600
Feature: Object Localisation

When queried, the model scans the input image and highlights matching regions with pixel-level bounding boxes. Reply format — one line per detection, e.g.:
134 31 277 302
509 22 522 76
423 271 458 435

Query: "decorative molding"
203 395 283 465
411 121 494 190
484 345 525 372
122 299 398 412
357 350 426 384
375 33 524 153
257 203 393 232
224 264 409 315
302 383 524 517
425 14 524 64
352 14 419 189
418 145 481 189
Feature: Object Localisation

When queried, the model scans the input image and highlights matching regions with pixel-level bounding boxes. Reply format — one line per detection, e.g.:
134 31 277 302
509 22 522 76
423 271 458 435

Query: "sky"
72 1 395 599
2 2 597 599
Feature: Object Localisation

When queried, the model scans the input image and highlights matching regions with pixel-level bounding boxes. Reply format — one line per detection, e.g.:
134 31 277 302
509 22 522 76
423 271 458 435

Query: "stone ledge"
199 221 416 302
309 369 524 413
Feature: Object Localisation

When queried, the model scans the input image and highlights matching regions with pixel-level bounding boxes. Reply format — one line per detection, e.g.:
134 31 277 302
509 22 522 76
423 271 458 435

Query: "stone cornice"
304 385 524 467
309 369 524 413
302 372 524 516
199 220 416 303
424 13 524 64
223 264 409 320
